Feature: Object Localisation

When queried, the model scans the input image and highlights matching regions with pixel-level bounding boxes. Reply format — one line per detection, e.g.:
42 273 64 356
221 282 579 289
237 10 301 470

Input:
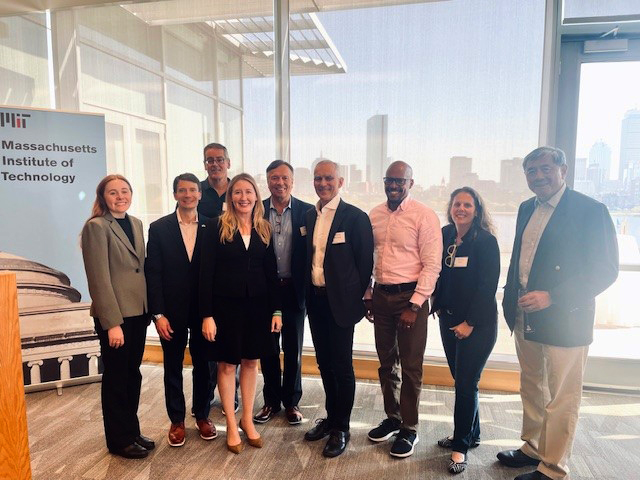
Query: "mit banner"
0 105 107 392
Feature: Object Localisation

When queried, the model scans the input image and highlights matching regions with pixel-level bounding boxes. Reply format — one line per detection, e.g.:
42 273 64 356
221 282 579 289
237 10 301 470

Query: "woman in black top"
431 186 500 474
200 173 282 454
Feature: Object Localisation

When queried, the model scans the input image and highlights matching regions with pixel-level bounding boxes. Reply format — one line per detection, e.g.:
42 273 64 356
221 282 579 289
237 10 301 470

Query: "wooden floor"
26 364 640 480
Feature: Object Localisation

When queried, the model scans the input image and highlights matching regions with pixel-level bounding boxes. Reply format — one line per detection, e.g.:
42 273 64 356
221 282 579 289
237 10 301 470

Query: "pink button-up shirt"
368 196 442 306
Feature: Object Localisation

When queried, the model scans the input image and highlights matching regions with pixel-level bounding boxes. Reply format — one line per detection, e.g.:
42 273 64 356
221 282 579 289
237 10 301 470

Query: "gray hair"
522 146 566 169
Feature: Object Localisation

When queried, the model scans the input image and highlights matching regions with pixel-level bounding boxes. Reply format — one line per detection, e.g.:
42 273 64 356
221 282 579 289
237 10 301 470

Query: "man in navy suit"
303 160 374 457
498 147 618 480
254 160 313 425
145 173 217 447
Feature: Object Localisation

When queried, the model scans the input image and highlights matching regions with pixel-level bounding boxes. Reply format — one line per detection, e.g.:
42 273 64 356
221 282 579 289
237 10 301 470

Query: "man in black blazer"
254 160 313 425
498 147 618 480
145 173 217 447
303 160 374 458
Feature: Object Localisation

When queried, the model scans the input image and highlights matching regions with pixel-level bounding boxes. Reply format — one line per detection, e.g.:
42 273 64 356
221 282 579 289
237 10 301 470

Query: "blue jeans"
439 315 497 453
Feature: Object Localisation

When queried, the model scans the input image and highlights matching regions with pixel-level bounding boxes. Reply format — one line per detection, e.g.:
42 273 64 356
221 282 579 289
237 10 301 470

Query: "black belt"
376 281 417 294
313 286 327 296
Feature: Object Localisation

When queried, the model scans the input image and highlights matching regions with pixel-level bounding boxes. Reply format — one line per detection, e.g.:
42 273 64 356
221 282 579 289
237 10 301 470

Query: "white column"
274 0 290 163
86 353 100 376
27 360 44 385
58 356 74 380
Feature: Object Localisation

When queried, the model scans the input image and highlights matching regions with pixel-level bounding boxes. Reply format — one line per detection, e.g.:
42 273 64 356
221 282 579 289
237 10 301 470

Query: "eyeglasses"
204 156 227 166
444 243 458 268
383 177 408 186
274 213 282 234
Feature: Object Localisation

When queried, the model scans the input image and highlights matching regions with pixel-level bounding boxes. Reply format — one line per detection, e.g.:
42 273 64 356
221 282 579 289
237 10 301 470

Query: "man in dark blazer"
303 160 374 458
498 147 618 480
145 173 216 447
254 160 313 425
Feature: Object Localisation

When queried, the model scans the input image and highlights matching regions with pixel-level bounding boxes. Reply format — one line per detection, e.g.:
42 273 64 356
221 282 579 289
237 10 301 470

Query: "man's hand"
202 317 217 342
107 325 124 348
450 321 474 339
154 316 173 341
518 291 552 313
271 315 282 333
398 308 418 329
364 299 374 322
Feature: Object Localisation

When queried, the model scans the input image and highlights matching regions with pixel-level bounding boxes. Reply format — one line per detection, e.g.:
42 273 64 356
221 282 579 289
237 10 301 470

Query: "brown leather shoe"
253 405 280 424
196 418 217 440
168 422 185 447
239 419 263 448
285 406 303 425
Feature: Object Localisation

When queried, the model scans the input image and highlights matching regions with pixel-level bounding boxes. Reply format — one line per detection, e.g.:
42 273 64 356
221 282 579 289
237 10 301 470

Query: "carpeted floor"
26 364 640 479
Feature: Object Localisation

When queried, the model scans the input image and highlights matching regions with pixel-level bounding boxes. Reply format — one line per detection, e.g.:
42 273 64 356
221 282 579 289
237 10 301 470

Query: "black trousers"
160 324 211 423
260 282 305 409
307 291 355 432
94 315 147 451
439 316 497 453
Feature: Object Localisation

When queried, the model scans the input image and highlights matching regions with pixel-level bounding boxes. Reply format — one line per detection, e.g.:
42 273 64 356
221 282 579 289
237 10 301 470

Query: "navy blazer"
199 219 281 318
431 224 500 327
503 188 619 347
263 196 314 311
145 211 209 329
305 199 374 327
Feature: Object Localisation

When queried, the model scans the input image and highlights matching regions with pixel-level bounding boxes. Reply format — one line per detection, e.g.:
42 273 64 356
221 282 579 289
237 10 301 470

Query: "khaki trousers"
514 314 589 480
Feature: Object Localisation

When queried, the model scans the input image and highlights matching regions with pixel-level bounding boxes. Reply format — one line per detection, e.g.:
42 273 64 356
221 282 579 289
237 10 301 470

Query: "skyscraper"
589 141 611 181
619 109 640 184
500 157 527 192
366 114 388 191
449 156 472 188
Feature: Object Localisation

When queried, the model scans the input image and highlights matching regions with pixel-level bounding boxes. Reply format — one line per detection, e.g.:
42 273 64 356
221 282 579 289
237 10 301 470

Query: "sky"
243 0 545 187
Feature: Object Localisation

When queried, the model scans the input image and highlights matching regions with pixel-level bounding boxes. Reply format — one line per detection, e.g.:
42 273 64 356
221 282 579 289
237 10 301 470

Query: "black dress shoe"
304 418 331 441
110 443 149 459
497 449 540 468
514 471 552 480
135 434 155 451
322 430 350 458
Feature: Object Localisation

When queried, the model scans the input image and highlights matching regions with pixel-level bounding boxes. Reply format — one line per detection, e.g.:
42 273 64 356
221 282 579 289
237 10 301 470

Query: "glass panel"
166 81 214 178
80 43 164 118
76 5 162 70
133 128 164 224
563 0 640 21
0 14 50 107
105 122 125 174
219 103 243 175
217 42 242 106
164 25 215 94
287 0 546 358
573 61 640 360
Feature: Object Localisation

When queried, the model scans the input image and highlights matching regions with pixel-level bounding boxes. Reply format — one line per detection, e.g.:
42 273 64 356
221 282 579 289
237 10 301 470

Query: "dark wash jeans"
439 313 497 453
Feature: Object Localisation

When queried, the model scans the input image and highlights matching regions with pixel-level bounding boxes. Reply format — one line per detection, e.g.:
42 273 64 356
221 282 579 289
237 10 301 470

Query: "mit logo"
0 112 31 128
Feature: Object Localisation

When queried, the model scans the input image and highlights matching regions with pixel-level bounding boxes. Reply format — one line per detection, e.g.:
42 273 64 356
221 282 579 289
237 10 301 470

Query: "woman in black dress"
200 173 282 453
431 186 500 474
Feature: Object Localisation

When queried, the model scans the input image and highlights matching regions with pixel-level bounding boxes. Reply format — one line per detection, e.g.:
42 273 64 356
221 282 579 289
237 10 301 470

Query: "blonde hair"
88 174 132 221
219 173 271 245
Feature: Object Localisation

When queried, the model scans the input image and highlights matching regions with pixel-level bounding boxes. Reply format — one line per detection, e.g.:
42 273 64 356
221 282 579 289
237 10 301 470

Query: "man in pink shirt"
364 161 442 458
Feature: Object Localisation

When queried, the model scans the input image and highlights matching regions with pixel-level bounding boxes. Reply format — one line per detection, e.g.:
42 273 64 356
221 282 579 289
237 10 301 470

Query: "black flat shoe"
304 418 331 441
110 443 149 459
448 454 467 474
437 435 480 449
135 434 155 450
322 430 350 458
496 449 540 468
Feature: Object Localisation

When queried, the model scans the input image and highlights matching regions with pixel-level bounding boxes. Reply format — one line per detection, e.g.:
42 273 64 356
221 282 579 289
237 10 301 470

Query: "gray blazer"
81 212 147 330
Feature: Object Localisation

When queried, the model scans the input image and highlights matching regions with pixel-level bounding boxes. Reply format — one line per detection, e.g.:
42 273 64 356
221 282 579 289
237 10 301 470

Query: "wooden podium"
0 272 32 479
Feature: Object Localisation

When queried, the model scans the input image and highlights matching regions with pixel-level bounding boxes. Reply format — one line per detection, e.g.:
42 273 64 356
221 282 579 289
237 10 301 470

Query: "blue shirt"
268 198 293 279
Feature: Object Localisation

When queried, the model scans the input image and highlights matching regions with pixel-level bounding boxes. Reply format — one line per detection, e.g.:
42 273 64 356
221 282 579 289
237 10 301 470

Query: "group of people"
80 143 618 480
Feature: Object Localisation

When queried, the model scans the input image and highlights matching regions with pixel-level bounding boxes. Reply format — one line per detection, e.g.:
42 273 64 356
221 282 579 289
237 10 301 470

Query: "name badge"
222 202 227 212
332 232 346 244
454 256 468 267
300 226 307 236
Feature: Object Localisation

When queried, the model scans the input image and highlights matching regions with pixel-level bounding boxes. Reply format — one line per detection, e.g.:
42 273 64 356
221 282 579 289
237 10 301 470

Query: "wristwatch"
409 303 421 313
153 314 164 321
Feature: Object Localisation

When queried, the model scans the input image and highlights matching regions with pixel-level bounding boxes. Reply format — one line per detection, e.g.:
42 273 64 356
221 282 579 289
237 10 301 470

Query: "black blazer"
199 219 281 317
503 188 619 347
145 211 209 330
431 224 500 327
263 196 314 311
305 199 374 327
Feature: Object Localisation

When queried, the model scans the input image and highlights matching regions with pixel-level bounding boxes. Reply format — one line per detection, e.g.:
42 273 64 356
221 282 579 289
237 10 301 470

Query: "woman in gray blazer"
81 174 153 459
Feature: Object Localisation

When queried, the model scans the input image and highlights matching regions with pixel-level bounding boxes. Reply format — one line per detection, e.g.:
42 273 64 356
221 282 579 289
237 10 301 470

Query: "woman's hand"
271 315 282 333
450 321 474 339
202 317 217 342
108 325 125 348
